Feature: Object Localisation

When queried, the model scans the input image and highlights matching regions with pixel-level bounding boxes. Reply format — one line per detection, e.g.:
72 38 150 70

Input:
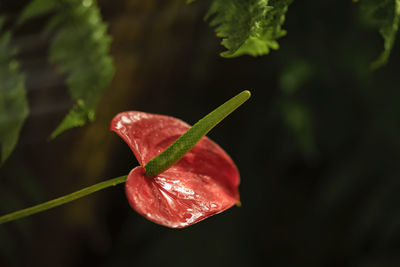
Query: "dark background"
1 0 400 266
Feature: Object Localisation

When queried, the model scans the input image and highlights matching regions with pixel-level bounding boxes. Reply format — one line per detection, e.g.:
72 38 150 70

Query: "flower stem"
0 175 127 225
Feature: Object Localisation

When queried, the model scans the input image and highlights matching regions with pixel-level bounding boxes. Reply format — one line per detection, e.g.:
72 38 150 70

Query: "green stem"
0 175 127 225
145 90 251 176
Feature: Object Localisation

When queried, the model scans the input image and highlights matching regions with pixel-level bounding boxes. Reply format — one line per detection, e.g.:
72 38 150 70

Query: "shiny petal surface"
110 112 189 166
111 111 240 228
126 166 238 228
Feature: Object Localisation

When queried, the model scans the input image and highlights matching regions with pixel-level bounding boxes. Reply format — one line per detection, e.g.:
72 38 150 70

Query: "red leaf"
111 111 240 228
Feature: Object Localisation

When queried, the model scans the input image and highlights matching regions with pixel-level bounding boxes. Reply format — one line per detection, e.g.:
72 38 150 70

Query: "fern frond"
0 17 29 164
205 0 292 58
19 0 114 138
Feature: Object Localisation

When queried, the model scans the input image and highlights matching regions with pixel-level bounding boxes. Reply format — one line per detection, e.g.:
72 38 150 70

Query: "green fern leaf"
19 0 114 138
50 101 90 139
359 0 400 69
17 0 58 25
205 0 292 58
0 18 29 164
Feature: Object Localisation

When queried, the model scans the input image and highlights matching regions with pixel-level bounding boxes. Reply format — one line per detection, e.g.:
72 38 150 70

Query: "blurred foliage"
204 0 292 57
0 17 28 164
358 0 400 69
0 0 114 163
19 0 114 138
279 58 316 157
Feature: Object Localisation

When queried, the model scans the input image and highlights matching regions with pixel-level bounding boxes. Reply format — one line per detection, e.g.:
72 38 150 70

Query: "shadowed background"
1 0 400 266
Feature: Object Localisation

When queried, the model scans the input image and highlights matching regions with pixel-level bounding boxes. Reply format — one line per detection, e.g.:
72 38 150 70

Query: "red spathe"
111 111 240 228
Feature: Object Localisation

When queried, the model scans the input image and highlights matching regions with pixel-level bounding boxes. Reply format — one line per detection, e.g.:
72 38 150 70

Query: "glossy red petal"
110 112 190 166
111 111 240 228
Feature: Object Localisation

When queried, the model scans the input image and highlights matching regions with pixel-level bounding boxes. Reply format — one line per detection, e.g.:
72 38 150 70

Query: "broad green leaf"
359 0 400 69
205 0 292 58
0 18 29 164
19 0 114 138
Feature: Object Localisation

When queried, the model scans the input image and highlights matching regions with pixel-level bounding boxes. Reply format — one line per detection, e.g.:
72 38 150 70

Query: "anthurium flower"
110 111 240 228
0 90 249 227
